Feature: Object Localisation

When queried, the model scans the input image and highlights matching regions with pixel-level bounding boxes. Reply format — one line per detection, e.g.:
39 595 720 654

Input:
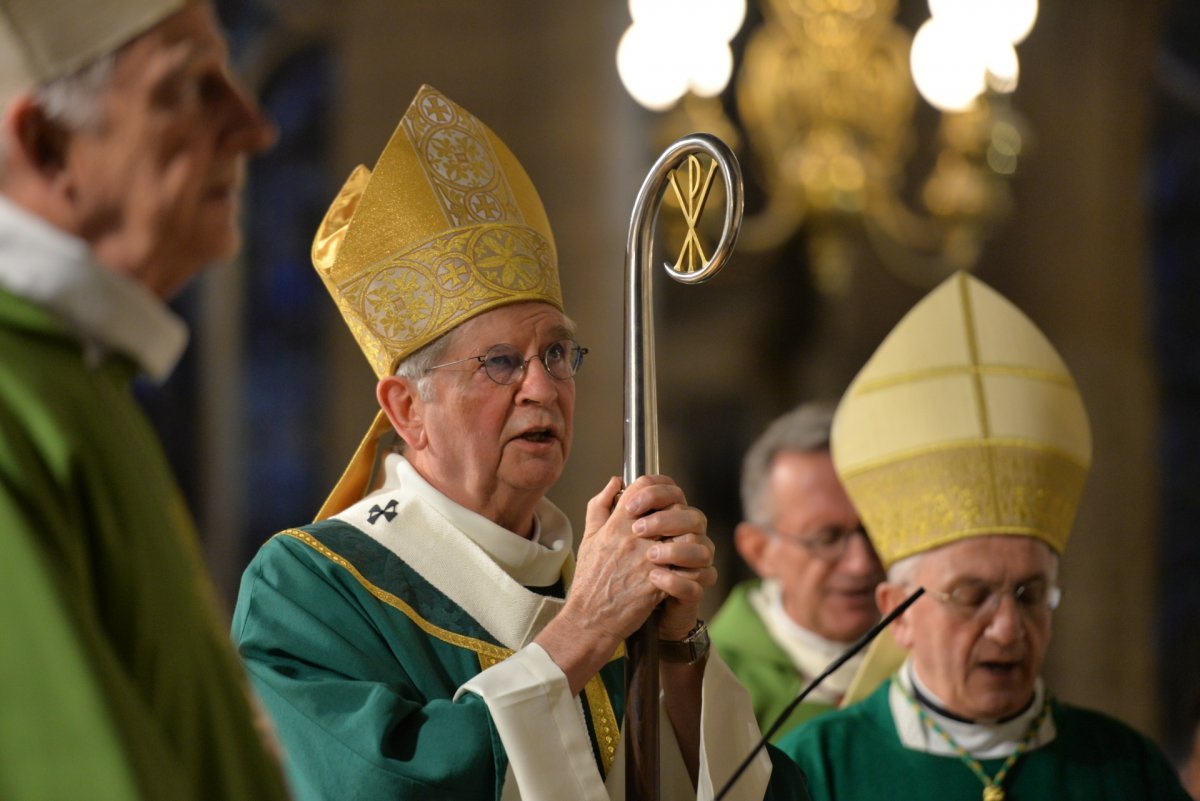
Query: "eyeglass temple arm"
714 586 926 801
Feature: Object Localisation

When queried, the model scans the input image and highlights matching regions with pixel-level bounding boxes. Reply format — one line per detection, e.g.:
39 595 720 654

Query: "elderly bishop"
232 85 807 801
777 273 1189 800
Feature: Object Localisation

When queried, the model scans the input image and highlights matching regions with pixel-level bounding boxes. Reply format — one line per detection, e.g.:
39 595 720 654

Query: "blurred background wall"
141 0 1200 768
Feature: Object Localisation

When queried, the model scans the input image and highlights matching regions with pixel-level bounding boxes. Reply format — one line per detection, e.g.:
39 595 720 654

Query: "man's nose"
515 354 558 403
221 77 278 154
983 592 1026 645
838 530 882 576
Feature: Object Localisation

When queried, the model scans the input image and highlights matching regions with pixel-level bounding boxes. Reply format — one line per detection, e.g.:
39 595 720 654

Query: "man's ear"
1 95 75 230
377 375 426 451
734 522 774 578
877 581 915 649
6 94 70 175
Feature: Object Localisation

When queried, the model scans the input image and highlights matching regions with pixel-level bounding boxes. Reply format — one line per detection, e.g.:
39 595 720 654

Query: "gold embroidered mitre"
831 272 1092 567
312 85 562 520
312 83 562 378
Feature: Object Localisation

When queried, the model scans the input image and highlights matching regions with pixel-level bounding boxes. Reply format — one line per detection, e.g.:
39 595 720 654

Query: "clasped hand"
571 474 715 646
534 475 715 693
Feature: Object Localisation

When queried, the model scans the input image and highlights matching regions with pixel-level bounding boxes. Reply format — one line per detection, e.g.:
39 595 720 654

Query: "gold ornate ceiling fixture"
617 0 1039 293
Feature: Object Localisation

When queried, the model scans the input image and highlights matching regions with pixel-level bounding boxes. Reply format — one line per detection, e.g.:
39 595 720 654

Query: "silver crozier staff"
622 134 744 801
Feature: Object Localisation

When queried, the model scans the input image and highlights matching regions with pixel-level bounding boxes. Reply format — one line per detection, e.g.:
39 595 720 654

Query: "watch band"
659 620 710 664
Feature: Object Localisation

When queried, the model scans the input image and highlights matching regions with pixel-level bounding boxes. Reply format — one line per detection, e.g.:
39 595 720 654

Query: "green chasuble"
235 520 625 800
234 455 809 801
777 678 1191 801
0 288 288 800
711 581 835 741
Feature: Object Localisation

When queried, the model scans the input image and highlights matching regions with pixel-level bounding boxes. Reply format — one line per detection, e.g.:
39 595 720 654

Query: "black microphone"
714 587 925 801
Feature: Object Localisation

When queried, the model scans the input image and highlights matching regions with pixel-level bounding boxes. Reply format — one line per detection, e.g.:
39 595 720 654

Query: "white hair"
393 327 461 402
885 540 1061 587
385 328 460 454
0 52 115 179
32 53 116 133
886 552 923 586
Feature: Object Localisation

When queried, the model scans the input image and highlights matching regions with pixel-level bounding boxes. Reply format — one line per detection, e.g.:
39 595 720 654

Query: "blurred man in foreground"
712 402 884 741
231 84 807 800
0 1 285 798
778 272 1189 800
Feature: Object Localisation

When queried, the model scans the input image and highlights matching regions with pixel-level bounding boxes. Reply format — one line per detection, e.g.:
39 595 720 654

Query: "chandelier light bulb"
628 0 679 28
927 0 971 23
618 0 741 110
703 0 747 42
910 16 987 112
617 24 689 111
995 0 1038 45
928 0 1038 45
986 41 1019 92
689 40 734 97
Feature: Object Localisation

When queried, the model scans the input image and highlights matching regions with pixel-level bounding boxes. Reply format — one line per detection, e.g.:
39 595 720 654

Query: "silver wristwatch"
659 620 710 664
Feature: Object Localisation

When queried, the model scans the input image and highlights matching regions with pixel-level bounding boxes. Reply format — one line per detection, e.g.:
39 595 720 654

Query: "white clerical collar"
0 194 188 381
381 453 571 587
890 659 1056 758
749 579 865 703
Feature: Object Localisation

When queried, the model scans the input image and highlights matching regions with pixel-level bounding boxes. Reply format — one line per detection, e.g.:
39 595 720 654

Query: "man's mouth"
205 167 245 201
830 586 876 602
977 660 1021 677
203 183 238 203
516 427 556 444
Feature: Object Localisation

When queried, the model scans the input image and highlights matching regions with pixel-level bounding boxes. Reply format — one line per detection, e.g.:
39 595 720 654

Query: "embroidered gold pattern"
477 653 508 671
331 223 559 376
401 88 523 230
310 85 563 379
839 437 1090 481
841 444 1087 565
583 673 620 775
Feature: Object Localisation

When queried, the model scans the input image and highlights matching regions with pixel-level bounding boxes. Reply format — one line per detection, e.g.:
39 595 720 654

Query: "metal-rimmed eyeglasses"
927 579 1062 621
768 526 871 562
426 339 588 385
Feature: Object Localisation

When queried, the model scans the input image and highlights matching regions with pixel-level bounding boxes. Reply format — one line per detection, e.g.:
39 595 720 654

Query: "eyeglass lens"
482 339 585 384
776 527 867 560
939 580 1061 618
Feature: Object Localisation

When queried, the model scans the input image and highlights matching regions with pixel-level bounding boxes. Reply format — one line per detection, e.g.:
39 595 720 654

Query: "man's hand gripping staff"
534 474 715 696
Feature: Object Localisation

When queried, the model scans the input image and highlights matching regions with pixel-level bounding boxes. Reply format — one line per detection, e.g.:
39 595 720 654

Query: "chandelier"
617 0 1039 292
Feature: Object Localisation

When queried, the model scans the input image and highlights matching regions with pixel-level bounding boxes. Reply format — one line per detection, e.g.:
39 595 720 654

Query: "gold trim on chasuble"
582 675 620 774
278 529 620 775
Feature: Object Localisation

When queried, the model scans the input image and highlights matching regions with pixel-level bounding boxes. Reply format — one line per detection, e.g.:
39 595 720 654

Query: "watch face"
660 621 710 664
690 625 711 662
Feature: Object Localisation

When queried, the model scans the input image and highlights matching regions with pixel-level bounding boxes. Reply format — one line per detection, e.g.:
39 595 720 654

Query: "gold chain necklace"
898 684 1051 801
